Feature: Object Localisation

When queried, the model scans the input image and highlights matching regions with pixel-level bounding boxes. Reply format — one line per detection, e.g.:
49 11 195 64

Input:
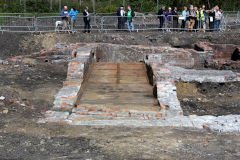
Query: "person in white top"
120 7 126 29
214 5 222 31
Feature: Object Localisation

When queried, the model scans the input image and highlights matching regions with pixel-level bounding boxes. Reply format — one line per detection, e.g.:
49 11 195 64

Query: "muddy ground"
176 82 240 116
1 31 240 59
0 32 240 159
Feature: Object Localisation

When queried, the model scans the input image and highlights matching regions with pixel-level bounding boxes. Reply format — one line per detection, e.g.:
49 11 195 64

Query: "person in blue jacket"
69 8 78 28
61 6 69 30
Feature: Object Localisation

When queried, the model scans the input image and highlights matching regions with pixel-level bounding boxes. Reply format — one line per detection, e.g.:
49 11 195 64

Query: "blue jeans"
214 20 220 31
127 20 134 32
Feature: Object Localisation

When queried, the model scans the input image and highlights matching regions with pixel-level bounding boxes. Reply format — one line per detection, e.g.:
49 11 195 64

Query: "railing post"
34 16 38 32
71 18 73 32
100 16 104 32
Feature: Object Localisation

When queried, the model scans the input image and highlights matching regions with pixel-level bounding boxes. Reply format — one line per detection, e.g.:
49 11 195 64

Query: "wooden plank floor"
78 62 159 112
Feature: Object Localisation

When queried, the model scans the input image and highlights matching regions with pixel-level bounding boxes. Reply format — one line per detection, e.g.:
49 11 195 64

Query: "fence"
0 12 240 33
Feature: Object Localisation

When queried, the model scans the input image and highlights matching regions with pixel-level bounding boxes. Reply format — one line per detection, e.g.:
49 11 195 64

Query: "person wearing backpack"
126 6 135 32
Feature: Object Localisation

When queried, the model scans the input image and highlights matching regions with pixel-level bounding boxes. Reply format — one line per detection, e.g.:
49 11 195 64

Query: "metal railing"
0 13 239 33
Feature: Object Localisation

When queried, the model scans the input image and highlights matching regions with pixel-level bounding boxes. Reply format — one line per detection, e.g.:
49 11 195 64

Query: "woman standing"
69 8 78 28
166 7 172 32
83 6 91 33
181 6 188 30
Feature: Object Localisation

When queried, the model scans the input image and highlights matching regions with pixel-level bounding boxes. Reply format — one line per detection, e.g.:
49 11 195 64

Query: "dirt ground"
1 31 240 59
176 82 240 116
0 32 240 159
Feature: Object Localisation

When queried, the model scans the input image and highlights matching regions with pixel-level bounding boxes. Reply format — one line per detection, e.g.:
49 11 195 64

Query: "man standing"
158 6 166 30
120 7 126 30
126 6 135 32
117 6 123 30
83 6 91 33
61 6 69 30
172 7 178 31
187 5 196 31
194 7 199 30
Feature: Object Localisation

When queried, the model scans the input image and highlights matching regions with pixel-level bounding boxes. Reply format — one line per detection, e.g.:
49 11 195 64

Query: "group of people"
158 5 224 32
59 4 224 33
117 6 135 32
61 5 91 33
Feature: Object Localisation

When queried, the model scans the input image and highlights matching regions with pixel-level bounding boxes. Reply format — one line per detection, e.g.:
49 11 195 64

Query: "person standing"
172 7 178 31
69 8 78 28
120 7 126 30
166 7 172 32
83 6 91 33
202 5 207 32
187 5 196 31
208 8 215 31
194 7 199 30
126 6 135 32
61 6 69 30
158 6 166 30
214 6 222 31
117 6 123 30
181 6 188 30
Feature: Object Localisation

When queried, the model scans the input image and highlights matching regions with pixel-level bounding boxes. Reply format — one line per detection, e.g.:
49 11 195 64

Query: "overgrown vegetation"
0 0 239 13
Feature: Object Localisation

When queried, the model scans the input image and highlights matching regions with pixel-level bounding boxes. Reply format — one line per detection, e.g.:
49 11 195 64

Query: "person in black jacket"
172 7 178 31
83 6 91 33
208 8 215 32
158 6 166 30
117 6 123 30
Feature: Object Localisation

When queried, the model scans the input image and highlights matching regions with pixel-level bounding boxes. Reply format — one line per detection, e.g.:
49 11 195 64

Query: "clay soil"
0 32 240 159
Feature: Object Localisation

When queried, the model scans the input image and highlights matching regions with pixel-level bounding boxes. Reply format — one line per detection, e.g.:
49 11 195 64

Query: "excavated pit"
77 62 159 113
76 45 159 114
176 82 240 116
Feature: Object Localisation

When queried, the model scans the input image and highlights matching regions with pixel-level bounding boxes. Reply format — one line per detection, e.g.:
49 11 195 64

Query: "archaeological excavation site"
0 32 240 159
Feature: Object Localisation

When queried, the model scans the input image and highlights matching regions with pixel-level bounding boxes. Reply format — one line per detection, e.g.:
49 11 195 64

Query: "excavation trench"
76 62 159 113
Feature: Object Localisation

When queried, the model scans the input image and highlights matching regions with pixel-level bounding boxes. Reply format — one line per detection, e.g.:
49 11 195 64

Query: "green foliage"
96 5 119 13
0 0 239 13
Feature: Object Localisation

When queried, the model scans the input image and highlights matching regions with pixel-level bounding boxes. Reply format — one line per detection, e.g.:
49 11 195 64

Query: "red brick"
203 124 210 130
156 113 162 117
160 104 166 110
61 102 67 108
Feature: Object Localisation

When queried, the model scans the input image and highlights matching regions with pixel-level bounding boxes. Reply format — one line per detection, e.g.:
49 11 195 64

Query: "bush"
96 5 119 13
